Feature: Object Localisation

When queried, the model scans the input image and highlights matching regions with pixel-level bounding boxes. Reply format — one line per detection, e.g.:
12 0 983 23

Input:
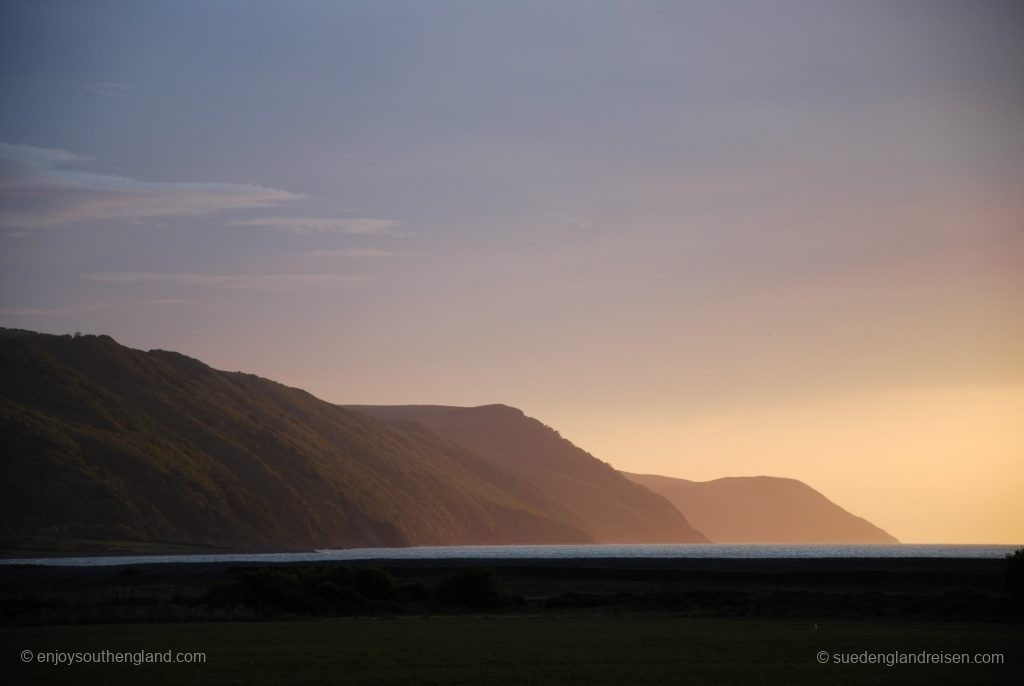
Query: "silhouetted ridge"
623 472 897 544
0 329 591 550
348 404 708 543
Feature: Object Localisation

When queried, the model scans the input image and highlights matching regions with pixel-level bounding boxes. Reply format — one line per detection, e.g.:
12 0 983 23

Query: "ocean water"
1 543 1018 567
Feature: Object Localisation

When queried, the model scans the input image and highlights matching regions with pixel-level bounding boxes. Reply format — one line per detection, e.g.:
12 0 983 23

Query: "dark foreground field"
5 616 1022 685
2 557 1021 684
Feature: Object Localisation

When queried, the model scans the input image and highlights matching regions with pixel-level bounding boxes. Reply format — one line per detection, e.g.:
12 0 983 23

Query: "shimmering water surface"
2 544 1018 566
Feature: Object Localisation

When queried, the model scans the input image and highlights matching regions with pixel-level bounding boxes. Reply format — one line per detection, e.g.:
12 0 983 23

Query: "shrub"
206 565 395 615
206 568 314 614
434 567 508 610
353 567 395 600
1007 548 1024 597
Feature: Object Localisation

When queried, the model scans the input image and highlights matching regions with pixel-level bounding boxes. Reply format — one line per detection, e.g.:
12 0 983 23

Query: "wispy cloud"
303 248 392 258
0 303 113 317
84 272 366 291
0 299 189 317
0 142 305 229
229 216 399 234
0 307 75 317
138 298 189 305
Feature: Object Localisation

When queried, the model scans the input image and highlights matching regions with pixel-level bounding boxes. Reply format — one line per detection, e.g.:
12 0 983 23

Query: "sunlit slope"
624 472 897 544
349 404 708 543
0 329 590 549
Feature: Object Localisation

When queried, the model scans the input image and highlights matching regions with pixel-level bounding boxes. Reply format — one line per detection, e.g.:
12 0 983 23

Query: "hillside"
349 405 708 543
0 329 593 550
623 473 897 544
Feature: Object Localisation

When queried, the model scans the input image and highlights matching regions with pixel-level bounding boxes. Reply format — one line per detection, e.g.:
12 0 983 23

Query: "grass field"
4 615 1021 685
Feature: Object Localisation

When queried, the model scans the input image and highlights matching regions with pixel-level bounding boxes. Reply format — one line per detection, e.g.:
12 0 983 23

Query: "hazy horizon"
2 1 1021 544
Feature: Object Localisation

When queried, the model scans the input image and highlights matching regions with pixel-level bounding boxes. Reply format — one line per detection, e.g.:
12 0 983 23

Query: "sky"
1 1 1021 543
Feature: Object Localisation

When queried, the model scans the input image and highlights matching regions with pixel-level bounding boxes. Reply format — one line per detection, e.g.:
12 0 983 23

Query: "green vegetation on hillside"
0 329 590 550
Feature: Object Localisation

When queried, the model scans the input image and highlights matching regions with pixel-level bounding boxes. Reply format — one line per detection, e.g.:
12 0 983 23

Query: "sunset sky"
1 1 1021 543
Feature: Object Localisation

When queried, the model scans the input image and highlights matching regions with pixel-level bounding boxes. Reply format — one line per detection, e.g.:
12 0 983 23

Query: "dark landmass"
0 329 593 550
349 404 707 543
5 556 1022 685
2 556 1020 625
625 472 898 544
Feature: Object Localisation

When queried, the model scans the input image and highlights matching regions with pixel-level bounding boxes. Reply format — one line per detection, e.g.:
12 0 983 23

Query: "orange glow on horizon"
549 385 1024 544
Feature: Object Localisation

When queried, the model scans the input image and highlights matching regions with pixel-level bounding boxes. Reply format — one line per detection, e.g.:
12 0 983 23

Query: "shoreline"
0 554 1009 578
2 542 1018 566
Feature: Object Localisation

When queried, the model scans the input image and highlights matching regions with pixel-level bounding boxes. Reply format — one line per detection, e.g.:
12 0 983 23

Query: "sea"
1 543 1018 567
